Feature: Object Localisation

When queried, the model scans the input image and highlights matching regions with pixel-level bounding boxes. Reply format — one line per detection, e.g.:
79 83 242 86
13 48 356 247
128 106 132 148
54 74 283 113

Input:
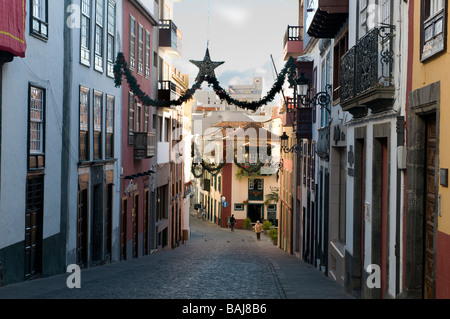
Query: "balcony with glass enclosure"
159 19 182 58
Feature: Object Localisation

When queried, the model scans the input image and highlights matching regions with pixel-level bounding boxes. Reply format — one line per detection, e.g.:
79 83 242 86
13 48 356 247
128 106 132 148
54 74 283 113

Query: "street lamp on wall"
295 72 332 115
281 72 332 155
280 131 302 154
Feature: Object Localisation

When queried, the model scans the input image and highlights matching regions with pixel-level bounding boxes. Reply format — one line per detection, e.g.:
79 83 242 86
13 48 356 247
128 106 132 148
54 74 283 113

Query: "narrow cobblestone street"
0 212 352 300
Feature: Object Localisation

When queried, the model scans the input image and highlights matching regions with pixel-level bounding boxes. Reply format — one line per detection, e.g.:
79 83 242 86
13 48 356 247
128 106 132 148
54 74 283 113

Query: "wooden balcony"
134 132 156 159
283 26 303 61
158 80 178 102
159 19 182 58
307 0 349 39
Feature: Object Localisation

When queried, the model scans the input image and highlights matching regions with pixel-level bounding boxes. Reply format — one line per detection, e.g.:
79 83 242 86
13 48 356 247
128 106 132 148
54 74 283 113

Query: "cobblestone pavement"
0 212 353 300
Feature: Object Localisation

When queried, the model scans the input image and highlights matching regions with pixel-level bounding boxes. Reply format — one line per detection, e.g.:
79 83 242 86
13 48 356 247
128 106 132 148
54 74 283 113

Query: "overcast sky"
172 0 299 104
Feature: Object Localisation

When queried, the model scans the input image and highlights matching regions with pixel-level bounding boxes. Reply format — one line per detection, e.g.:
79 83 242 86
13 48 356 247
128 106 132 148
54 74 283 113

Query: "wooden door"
25 175 44 279
358 139 365 292
133 193 139 258
104 184 113 261
143 189 149 255
77 188 88 267
120 198 127 261
381 138 388 298
424 116 436 299
92 184 103 263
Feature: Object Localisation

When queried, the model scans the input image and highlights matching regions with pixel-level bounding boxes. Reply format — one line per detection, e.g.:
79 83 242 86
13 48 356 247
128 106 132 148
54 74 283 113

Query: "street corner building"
0 0 190 287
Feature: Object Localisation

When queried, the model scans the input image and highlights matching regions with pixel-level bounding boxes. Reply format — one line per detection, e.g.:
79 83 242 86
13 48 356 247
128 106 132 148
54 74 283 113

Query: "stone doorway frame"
405 81 440 298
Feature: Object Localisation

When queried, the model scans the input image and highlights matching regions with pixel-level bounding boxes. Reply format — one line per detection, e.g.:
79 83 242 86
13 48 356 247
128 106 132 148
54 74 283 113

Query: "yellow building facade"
407 0 450 299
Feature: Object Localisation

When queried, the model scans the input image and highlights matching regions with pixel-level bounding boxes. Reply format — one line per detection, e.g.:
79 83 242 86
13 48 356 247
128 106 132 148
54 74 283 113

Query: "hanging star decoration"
190 48 225 81
113 49 297 111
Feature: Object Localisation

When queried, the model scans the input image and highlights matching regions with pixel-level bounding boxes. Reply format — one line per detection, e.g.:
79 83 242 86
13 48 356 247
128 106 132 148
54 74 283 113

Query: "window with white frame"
106 95 114 158
31 0 48 39
94 92 102 133
129 16 136 70
106 96 114 134
138 24 144 75
80 88 89 132
136 103 142 133
79 87 90 161
421 0 446 61
248 179 263 190
107 0 116 77
94 0 104 72
145 30 151 78
128 92 135 145
93 91 103 159
81 0 91 66
29 86 45 154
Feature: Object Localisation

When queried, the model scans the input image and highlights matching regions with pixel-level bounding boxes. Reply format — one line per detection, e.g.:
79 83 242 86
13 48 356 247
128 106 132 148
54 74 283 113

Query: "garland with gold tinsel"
114 52 298 111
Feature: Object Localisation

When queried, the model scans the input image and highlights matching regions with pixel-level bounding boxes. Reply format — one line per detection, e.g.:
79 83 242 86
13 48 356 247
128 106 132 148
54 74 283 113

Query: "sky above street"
172 0 299 103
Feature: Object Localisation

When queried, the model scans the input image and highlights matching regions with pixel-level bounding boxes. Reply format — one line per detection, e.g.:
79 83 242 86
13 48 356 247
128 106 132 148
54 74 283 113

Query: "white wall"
0 0 66 248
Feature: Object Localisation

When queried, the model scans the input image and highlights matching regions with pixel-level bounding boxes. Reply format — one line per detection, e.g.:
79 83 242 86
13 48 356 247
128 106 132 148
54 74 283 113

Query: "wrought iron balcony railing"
340 25 395 117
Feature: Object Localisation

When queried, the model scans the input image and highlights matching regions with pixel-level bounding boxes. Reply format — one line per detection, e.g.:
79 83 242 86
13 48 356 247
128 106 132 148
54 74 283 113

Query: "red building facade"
120 0 157 260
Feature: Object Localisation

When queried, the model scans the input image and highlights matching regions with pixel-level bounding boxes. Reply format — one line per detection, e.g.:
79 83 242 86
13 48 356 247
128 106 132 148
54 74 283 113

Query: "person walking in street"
202 207 207 220
255 220 262 241
197 203 202 219
230 214 236 232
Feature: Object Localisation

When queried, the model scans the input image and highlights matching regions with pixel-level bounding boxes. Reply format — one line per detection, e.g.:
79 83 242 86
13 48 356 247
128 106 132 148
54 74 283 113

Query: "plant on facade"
234 159 264 175
242 199 248 206
243 218 252 230
269 228 278 245
264 191 279 206
235 166 261 179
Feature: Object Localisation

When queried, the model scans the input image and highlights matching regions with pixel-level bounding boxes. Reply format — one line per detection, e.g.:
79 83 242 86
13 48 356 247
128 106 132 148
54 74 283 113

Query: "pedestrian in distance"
202 207 207 220
197 203 202 219
255 220 262 241
230 214 236 232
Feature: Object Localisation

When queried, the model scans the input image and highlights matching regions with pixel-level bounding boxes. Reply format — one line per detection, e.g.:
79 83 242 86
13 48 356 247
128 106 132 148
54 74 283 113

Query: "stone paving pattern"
0 213 353 299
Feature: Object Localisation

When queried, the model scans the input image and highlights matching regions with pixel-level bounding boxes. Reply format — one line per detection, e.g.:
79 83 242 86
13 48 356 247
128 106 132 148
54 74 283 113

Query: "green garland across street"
113 50 298 111
115 49 298 176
